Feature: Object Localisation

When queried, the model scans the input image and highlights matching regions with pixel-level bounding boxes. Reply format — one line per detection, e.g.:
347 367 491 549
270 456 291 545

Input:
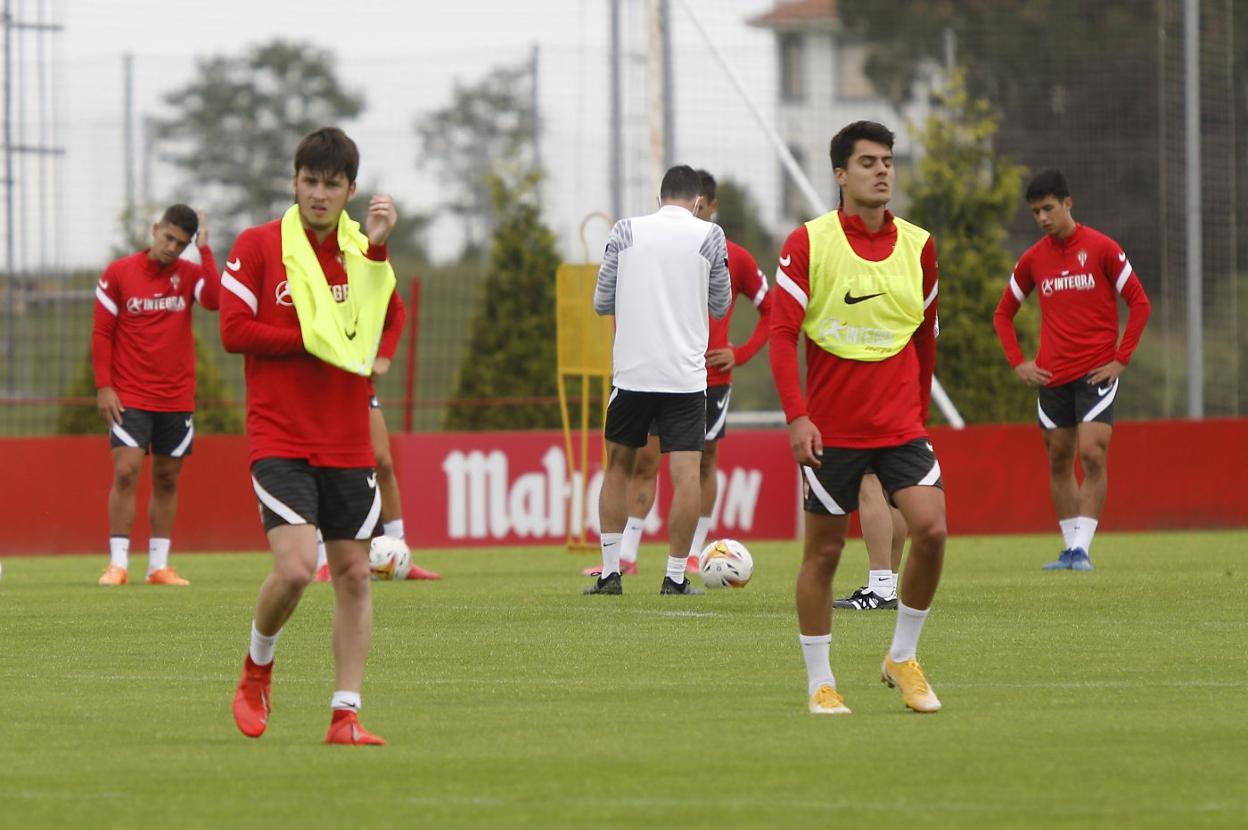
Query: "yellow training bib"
802 210 929 362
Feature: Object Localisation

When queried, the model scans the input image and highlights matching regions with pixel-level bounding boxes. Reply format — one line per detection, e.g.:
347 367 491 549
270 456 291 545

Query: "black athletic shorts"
1037 374 1117 429
250 458 381 541
606 387 706 453
802 437 943 515
109 408 194 457
647 384 731 442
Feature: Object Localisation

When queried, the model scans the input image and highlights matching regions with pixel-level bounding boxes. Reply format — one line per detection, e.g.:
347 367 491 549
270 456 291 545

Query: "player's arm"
92 264 124 425
593 219 630 316
768 227 821 468
193 212 221 311
704 225 731 320
730 254 772 368
218 235 305 356
913 237 939 424
993 256 1050 387
1089 246 1152 384
374 290 407 376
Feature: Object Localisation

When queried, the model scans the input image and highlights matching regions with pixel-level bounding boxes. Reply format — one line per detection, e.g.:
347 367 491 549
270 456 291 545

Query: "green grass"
1 531 1245 829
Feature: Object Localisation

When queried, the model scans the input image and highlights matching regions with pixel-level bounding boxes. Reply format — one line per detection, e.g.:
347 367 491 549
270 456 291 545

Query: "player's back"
609 206 721 393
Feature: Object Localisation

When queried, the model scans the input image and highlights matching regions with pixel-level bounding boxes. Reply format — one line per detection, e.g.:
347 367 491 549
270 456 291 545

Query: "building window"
782 145 807 219
836 41 875 100
779 33 805 102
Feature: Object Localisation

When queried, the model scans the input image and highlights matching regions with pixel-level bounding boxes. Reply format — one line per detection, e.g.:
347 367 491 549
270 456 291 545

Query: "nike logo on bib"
844 290 885 305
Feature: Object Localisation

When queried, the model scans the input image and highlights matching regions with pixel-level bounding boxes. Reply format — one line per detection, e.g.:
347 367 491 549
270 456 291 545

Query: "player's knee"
333 557 372 592
908 516 947 553
152 470 180 495
112 463 142 490
1079 447 1107 475
277 558 314 590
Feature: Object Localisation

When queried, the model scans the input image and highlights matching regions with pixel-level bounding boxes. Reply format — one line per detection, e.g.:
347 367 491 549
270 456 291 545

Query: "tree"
415 61 537 256
155 40 363 230
715 178 777 265
905 73 1036 424
443 172 560 430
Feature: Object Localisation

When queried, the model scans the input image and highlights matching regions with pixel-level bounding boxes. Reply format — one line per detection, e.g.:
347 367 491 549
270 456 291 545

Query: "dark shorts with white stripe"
647 384 731 442
109 409 194 457
250 458 381 541
801 438 943 516
1037 374 1117 429
606 387 706 453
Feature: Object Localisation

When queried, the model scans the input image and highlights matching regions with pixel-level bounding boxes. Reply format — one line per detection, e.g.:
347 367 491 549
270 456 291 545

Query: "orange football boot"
324 710 386 746
146 567 190 586
232 656 273 738
97 565 128 586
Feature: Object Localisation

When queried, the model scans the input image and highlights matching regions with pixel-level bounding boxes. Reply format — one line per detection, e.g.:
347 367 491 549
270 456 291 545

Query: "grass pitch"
1 531 1245 829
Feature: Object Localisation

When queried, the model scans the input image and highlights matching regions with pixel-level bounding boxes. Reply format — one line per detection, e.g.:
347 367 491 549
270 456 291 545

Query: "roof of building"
747 0 840 30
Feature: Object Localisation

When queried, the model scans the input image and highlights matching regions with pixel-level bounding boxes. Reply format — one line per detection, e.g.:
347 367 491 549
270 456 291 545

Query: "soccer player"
313 296 441 583
221 127 397 745
92 205 219 587
585 164 731 596
580 169 769 578
770 120 945 715
993 169 1151 571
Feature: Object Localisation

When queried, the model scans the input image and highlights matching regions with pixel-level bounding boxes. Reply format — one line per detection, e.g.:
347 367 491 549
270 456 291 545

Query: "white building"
747 0 934 224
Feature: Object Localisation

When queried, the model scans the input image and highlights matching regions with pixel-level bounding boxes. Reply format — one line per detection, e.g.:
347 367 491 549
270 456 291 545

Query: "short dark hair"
159 204 198 238
1025 169 1070 202
695 169 717 202
294 126 359 183
660 165 701 201
829 120 895 170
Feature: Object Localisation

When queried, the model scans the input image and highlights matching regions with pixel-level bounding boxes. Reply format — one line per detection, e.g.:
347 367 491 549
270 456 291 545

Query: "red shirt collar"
141 250 181 276
1048 222 1085 249
838 209 896 238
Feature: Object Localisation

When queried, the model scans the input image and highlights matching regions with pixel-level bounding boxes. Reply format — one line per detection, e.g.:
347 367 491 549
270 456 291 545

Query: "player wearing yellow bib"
769 121 946 714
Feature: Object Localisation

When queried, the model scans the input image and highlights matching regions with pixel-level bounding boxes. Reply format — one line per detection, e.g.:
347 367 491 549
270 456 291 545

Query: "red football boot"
580 560 639 577
232 656 273 738
324 710 386 746
404 563 442 581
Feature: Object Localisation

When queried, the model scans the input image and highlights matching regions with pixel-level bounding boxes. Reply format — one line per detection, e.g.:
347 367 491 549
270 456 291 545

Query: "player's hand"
365 195 398 247
1087 360 1125 385
788 415 823 468
372 356 392 377
97 387 124 426
706 347 736 371
1013 360 1051 388
196 211 209 247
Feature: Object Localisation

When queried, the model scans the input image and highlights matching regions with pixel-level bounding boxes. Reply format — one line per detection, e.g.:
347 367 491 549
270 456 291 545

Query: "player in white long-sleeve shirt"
586 165 731 596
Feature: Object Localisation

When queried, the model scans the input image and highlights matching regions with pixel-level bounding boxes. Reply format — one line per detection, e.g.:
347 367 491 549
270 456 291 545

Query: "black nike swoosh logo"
345 330 356 340
844 290 886 305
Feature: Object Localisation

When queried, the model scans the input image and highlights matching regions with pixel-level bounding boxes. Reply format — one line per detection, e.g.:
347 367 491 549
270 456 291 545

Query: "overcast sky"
6 0 782 270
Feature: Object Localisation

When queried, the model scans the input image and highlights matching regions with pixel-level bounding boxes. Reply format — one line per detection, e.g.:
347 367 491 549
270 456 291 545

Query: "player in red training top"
994 169 1151 572
92 204 219 588
312 294 441 582
220 127 397 746
580 169 771 578
770 121 945 715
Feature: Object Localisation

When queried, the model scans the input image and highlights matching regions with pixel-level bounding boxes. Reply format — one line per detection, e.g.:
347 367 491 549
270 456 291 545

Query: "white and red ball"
698 538 754 589
368 535 411 581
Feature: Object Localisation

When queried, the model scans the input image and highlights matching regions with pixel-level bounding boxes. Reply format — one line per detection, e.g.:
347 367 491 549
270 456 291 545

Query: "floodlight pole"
1183 0 1203 418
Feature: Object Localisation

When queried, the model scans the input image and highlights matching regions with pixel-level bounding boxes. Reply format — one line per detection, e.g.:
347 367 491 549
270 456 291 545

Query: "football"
698 538 754 589
368 535 411 581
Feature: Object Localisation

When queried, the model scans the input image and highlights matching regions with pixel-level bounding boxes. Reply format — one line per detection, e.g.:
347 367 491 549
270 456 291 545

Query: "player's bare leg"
1076 422 1111 518
145 454 188 584
685 440 720 569
837 475 901 609
586 441 638 593
100 446 145 584
797 511 851 713
1041 426 1093 569
662 450 703 594
882 484 946 712
369 406 440 580
325 539 373 694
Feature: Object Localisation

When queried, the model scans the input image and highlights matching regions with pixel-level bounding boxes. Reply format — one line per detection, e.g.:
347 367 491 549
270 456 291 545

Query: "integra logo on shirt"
816 317 893 350
125 295 188 314
1040 273 1097 297
275 280 349 304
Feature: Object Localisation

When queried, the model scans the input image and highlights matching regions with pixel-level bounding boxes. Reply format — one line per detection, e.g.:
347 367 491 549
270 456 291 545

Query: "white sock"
147 538 171 574
330 690 361 712
688 516 713 558
1059 518 1079 550
383 518 405 541
315 531 327 570
1072 516 1098 553
599 532 622 577
665 555 687 583
888 602 930 663
868 569 893 598
249 620 281 666
109 536 130 569
799 633 836 694
619 516 644 564
890 571 899 595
